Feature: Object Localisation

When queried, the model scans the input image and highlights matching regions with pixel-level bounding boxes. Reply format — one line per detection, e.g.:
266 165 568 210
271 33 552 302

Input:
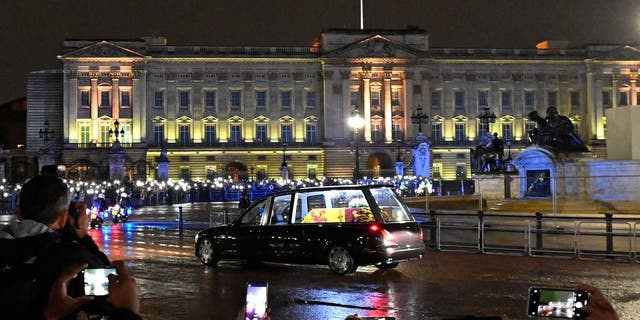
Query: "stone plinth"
109 148 126 181
505 146 640 201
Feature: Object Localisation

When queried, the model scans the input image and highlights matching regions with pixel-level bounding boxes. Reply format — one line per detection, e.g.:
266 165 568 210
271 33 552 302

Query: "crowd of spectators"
1 176 436 214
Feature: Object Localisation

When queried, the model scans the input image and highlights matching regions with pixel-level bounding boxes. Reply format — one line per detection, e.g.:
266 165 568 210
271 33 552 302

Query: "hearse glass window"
270 194 292 225
298 189 376 224
241 198 268 226
329 190 367 208
370 187 413 222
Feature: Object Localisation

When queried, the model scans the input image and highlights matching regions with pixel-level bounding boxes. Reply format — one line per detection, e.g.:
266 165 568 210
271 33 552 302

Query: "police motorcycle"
89 194 109 228
111 193 134 224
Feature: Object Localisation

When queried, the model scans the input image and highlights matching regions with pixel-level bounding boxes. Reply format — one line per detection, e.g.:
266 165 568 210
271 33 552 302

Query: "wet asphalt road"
86 203 640 320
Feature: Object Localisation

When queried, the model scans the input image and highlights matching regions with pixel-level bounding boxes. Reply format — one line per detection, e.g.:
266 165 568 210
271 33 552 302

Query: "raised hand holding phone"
527 287 588 319
245 282 269 320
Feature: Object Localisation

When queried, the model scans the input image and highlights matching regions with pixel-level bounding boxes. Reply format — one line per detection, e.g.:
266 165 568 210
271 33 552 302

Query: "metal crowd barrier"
420 210 640 263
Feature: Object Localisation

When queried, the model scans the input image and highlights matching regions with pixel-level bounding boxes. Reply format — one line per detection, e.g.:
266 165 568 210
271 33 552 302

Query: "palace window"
392 90 401 106
478 121 489 136
619 91 629 106
205 124 216 145
230 124 242 142
392 123 403 141
454 90 465 108
371 91 381 106
80 124 90 144
80 90 90 107
524 91 535 109
306 91 316 107
120 91 131 107
120 123 131 143
455 123 466 142
256 91 266 108
350 90 360 107
281 91 292 109
307 166 317 180
431 123 442 142
100 124 111 143
502 123 513 141
478 90 488 107
431 91 441 107
205 90 216 109
306 122 317 143
230 91 242 109
501 90 511 107
255 123 267 143
100 91 110 107
602 90 612 108
371 122 383 142
154 91 164 108
153 123 164 145
281 123 293 143
179 124 190 145
179 90 190 109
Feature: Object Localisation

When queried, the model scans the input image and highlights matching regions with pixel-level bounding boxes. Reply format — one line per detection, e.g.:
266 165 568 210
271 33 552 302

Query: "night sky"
1 0 639 103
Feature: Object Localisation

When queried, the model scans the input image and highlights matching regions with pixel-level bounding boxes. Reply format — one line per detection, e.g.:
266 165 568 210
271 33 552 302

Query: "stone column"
612 74 618 108
363 77 371 142
111 73 120 120
67 71 78 143
132 70 145 143
0 159 5 181
585 67 597 139
630 73 638 106
384 76 392 142
90 74 99 143
404 73 412 141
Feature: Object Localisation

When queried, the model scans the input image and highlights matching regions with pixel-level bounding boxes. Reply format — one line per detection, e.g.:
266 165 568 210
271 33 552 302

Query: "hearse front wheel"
327 245 357 275
197 238 219 266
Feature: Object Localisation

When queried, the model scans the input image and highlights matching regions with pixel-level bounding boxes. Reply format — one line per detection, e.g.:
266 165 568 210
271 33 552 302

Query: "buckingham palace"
20 27 640 182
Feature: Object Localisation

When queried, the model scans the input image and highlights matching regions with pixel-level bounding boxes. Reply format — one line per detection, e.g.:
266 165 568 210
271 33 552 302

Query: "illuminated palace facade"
27 28 640 181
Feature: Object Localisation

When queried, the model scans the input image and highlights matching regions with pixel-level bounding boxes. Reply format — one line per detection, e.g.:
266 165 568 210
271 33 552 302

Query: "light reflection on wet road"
88 204 640 320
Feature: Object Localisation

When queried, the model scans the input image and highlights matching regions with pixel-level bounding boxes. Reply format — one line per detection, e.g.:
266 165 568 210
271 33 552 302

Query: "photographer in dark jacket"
61 201 110 266
0 175 141 319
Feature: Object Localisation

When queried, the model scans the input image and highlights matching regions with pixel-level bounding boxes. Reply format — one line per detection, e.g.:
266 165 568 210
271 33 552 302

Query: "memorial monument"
412 133 431 178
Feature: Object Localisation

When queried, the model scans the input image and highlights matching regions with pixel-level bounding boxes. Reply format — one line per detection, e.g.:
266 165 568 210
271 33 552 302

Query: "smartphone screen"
528 287 588 318
245 282 268 320
82 267 117 296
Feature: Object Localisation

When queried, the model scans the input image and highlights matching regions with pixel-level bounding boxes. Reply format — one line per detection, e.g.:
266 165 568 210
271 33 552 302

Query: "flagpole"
360 0 364 29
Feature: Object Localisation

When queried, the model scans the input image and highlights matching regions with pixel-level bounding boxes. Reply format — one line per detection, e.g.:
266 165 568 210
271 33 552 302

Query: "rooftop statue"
527 107 589 152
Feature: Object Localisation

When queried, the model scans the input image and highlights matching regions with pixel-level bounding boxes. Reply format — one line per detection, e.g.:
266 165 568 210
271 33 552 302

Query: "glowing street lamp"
109 119 125 144
478 107 497 134
348 107 365 180
410 104 429 133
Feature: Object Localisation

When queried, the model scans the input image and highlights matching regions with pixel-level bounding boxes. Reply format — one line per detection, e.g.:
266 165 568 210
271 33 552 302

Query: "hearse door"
260 194 298 261
234 198 269 259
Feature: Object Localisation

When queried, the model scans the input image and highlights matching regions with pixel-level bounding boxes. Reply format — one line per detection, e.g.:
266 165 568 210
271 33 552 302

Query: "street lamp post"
109 119 125 144
478 107 497 134
348 107 365 181
280 143 288 180
38 120 52 149
410 104 429 133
